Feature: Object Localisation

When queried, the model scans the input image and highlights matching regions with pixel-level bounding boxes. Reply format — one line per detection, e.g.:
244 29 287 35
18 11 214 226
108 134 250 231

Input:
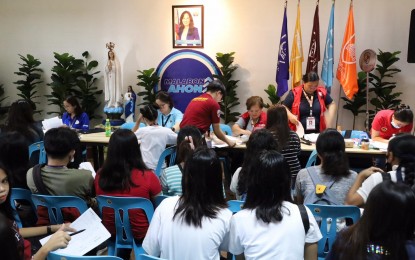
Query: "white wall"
1 0 414 129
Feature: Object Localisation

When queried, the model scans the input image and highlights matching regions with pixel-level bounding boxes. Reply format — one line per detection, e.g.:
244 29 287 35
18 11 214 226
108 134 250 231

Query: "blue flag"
276 5 289 97
321 2 335 93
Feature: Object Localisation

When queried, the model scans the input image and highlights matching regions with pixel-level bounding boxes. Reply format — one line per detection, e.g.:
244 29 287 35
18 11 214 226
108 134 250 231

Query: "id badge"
306 116 316 130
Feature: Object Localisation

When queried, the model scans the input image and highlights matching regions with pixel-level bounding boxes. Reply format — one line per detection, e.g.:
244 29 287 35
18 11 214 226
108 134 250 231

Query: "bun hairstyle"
139 104 158 121
394 104 413 123
302 71 320 83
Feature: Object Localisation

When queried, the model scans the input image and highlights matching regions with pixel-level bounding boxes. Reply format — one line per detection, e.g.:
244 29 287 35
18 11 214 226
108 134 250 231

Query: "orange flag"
289 1 303 89
336 2 358 100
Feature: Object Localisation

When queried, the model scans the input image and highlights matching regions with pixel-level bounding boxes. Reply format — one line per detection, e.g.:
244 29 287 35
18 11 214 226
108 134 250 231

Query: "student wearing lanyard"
283 71 336 134
62 96 90 131
155 91 183 132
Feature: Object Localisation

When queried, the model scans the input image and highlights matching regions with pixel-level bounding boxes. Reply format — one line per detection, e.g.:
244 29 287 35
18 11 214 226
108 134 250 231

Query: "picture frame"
172 5 204 48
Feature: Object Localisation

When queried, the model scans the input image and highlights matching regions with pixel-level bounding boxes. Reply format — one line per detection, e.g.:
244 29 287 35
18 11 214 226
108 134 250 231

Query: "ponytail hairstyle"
176 126 203 164
139 104 159 122
316 128 350 178
387 133 415 188
393 104 413 124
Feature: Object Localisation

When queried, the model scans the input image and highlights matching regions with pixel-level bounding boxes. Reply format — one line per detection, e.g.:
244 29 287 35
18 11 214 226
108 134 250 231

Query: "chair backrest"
305 149 318 167
96 196 155 257
31 194 88 224
228 200 244 214
153 195 170 208
154 145 177 177
210 124 232 135
306 204 361 259
28 141 47 164
48 251 123 260
138 254 166 260
10 188 36 228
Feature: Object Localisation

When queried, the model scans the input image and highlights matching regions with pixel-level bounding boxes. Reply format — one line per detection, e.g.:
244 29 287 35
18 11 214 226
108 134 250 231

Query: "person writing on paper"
155 91 183 132
0 163 75 260
232 96 267 136
371 104 413 143
176 11 200 45
62 96 89 131
180 80 237 148
283 71 336 134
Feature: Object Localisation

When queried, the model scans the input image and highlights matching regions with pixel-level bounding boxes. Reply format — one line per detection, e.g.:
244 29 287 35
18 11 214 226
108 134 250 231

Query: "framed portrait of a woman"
172 5 204 48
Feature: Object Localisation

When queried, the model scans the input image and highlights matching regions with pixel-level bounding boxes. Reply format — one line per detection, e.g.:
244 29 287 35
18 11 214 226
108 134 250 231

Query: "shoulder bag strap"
308 166 340 205
297 204 310 234
32 164 50 195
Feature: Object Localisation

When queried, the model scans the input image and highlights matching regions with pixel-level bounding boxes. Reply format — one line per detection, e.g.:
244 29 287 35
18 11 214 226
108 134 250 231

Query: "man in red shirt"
371 107 413 143
180 80 236 147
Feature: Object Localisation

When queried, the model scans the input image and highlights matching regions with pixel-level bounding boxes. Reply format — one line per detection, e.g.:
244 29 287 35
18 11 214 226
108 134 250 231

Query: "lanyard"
161 114 172 127
302 88 314 116
69 115 77 128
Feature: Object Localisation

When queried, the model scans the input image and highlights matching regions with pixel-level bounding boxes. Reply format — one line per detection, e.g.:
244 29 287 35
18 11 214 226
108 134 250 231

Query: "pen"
69 229 86 236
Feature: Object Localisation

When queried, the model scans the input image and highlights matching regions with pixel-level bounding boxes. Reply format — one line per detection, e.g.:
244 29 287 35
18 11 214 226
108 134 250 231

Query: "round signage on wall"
156 50 221 113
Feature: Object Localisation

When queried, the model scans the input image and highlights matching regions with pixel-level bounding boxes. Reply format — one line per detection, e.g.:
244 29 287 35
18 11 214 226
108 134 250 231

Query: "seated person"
155 91 183 132
346 133 415 207
160 126 203 196
26 128 95 225
232 96 267 136
62 96 89 131
133 104 177 170
295 129 357 205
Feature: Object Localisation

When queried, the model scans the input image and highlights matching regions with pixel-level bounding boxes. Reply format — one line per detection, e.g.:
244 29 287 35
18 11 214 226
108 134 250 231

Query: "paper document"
42 116 64 131
79 162 96 178
371 141 388 151
40 208 111 256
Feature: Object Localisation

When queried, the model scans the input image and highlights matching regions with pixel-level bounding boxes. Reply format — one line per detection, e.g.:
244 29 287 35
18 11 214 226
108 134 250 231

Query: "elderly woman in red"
283 72 336 134
232 96 267 136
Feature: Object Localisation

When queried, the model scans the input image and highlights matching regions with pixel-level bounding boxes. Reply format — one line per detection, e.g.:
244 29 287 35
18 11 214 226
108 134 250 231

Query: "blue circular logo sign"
156 50 221 113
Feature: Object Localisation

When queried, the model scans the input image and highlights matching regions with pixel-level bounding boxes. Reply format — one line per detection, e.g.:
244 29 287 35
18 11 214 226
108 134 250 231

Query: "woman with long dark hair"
0 162 74 260
230 129 278 200
94 129 161 243
346 133 415 206
295 129 357 204
160 125 203 195
328 181 415 260
266 104 301 185
143 147 232 259
229 150 321 259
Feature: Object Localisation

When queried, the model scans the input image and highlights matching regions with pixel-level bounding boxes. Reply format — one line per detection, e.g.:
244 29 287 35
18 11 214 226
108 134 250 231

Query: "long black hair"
173 147 227 227
64 96 83 116
0 163 14 221
316 128 350 178
266 104 291 151
6 99 38 143
99 129 148 191
387 133 415 188
243 150 292 223
176 126 203 164
331 181 415 260
0 212 21 260
237 129 278 196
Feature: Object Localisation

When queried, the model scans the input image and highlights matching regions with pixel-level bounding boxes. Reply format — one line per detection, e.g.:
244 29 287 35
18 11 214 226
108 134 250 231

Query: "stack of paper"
42 116 63 131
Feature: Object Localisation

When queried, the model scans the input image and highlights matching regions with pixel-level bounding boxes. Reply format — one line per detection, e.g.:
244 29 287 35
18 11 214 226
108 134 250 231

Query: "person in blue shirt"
62 96 89 130
155 91 183 132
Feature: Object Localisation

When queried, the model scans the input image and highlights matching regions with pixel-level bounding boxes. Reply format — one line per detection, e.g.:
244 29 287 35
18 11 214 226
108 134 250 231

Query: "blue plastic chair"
210 124 233 135
31 194 88 224
138 254 166 260
96 195 155 259
305 149 318 167
306 204 361 260
154 145 177 177
120 122 146 130
28 141 47 164
228 200 244 214
153 195 170 208
47 252 123 260
10 188 36 228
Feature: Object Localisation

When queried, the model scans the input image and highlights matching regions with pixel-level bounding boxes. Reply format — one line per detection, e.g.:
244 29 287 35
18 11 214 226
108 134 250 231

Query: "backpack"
303 166 341 205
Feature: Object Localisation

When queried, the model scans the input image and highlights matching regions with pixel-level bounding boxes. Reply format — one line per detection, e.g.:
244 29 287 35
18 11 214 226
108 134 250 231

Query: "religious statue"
124 85 136 122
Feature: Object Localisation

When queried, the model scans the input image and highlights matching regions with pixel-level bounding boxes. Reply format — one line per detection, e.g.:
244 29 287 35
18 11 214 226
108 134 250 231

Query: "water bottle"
105 119 111 137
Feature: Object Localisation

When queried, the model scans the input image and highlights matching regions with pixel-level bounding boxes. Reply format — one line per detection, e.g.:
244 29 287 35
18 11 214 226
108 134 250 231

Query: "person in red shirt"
232 96 267 136
94 129 161 258
371 105 413 143
180 80 236 147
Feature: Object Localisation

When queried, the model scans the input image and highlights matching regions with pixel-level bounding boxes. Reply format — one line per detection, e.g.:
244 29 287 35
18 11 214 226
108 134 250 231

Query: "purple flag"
276 5 289 97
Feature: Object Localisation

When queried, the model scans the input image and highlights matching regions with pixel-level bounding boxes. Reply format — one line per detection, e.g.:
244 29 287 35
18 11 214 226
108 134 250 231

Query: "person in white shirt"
133 104 177 170
143 147 232 260
229 150 322 260
346 133 415 206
